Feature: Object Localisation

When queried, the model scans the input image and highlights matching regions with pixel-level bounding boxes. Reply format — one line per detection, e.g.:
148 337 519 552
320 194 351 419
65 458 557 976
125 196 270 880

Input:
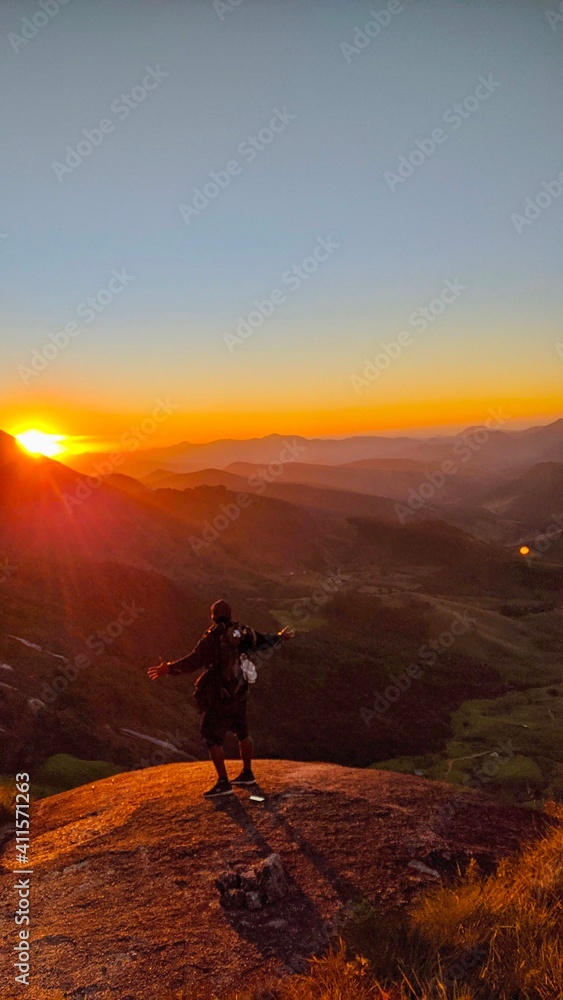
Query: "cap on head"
211 599 232 622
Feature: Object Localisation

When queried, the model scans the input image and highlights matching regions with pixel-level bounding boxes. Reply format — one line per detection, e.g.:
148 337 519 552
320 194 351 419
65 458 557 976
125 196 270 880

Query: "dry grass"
243 803 563 1000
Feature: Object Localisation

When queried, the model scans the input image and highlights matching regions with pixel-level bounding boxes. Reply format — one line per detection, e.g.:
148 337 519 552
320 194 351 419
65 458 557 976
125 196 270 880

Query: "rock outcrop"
217 853 289 911
0 760 551 1000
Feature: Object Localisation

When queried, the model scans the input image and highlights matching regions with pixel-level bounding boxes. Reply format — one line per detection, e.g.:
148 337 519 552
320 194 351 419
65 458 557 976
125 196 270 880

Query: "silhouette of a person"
148 599 294 797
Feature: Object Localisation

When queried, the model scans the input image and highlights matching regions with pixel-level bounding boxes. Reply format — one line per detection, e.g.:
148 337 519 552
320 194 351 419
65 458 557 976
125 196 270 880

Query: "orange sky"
2 391 561 454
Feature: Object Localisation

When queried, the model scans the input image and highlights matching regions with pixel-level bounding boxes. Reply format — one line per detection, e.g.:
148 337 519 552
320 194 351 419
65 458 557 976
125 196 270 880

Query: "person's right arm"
147 632 213 680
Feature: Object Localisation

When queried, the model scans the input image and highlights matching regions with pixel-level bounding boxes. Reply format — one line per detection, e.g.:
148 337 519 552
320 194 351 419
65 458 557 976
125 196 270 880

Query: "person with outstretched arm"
148 599 294 797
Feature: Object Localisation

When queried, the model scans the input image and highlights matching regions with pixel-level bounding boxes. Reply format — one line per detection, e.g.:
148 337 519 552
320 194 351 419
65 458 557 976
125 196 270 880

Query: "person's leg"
201 709 231 790
231 701 256 783
209 743 228 781
239 736 253 771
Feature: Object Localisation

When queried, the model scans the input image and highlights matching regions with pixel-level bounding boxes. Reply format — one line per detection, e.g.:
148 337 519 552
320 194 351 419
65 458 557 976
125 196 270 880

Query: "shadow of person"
260 792 366 910
207 781 383 976
209 789 331 973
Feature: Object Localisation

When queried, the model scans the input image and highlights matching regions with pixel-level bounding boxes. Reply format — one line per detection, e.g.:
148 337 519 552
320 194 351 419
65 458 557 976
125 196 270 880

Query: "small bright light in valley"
16 430 66 458
519 545 530 556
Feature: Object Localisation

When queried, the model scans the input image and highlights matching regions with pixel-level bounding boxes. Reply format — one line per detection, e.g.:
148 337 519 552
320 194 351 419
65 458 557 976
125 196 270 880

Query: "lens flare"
16 430 66 458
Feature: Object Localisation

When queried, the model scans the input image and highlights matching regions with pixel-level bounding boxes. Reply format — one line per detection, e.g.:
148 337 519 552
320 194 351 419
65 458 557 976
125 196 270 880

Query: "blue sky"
1 0 562 444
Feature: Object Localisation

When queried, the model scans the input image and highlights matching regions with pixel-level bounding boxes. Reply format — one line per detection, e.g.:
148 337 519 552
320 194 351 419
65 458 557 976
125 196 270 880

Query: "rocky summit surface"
0 760 551 999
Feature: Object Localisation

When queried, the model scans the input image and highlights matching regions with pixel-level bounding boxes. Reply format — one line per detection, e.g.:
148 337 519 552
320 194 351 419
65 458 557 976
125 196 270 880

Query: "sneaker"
203 778 233 798
231 769 256 785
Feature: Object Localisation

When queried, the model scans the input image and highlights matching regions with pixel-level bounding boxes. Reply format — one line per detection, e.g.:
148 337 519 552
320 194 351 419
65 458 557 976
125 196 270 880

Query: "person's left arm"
254 626 295 652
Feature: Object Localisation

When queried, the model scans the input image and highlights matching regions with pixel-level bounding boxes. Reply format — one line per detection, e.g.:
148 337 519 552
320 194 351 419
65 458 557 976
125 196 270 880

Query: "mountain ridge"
60 419 563 479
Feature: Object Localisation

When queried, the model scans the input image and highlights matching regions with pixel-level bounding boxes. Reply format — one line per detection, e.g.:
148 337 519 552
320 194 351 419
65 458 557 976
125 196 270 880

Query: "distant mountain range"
62 419 563 480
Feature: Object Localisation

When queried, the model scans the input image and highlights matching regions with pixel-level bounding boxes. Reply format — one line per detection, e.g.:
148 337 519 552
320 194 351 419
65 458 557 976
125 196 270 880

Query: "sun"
519 545 531 556
16 430 66 458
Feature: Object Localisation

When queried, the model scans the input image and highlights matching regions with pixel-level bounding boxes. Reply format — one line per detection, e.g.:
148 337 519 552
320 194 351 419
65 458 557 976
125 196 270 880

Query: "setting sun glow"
16 430 66 458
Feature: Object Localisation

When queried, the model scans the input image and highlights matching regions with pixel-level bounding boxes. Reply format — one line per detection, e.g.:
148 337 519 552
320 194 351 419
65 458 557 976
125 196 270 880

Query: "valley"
1 421 562 807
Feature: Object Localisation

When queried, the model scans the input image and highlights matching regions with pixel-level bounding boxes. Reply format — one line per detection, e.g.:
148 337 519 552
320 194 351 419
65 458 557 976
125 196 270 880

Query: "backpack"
193 622 257 712
226 624 258 683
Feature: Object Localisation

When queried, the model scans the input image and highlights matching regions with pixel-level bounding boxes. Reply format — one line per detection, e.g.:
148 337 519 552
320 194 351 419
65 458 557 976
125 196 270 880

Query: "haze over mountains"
64 418 563 479
60 419 563 540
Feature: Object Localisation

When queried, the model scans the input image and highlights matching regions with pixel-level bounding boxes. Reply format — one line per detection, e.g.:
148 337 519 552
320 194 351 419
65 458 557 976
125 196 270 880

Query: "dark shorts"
201 697 249 748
